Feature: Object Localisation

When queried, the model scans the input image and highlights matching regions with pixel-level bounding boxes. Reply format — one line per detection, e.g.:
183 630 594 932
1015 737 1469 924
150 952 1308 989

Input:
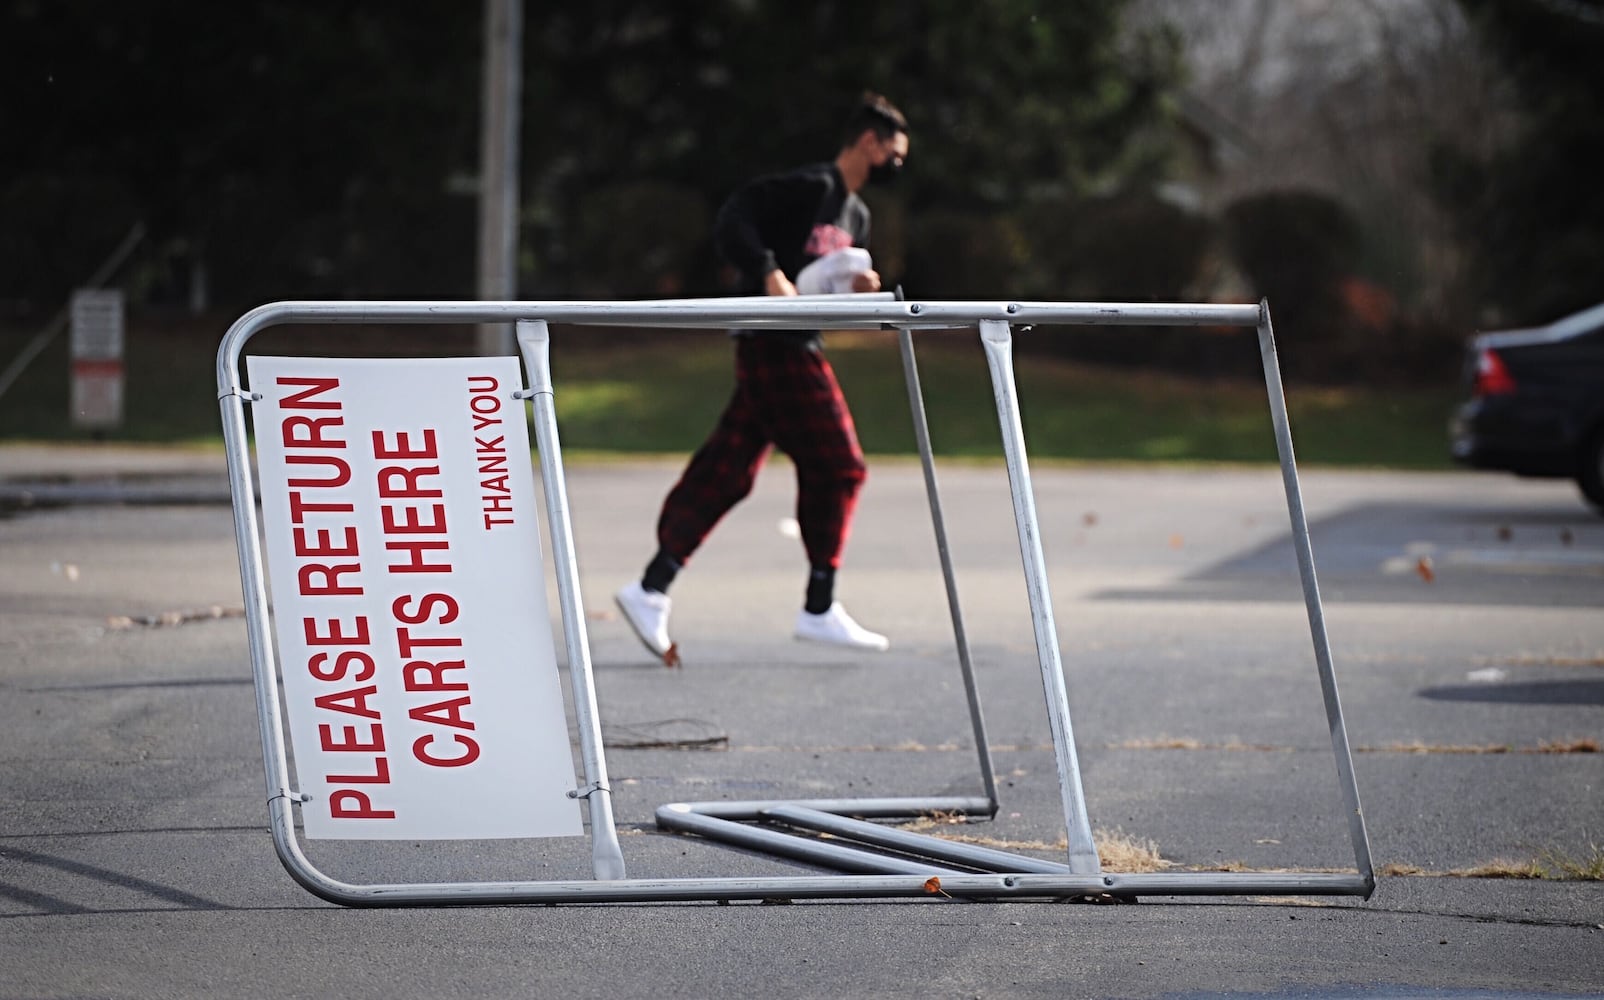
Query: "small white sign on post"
69 288 125 428
248 355 583 841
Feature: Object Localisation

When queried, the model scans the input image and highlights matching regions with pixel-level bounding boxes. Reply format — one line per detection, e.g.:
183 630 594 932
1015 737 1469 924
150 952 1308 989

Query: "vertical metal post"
976 319 1099 874
216 385 312 883
1254 301 1375 891
476 0 522 358
516 319 627 880
896 327 999 811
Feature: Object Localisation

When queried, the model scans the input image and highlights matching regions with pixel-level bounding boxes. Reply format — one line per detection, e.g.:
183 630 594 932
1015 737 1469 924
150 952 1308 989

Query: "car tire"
1578 424 1604 514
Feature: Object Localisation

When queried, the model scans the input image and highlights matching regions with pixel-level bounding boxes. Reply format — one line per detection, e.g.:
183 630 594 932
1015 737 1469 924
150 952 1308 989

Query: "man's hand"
764 269 798 297
849 269 882 293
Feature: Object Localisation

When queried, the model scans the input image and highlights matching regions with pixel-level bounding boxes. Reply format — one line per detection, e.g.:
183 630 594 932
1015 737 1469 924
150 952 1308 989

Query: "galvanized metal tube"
657 796 996 822
217 380 314 891
897 326 999 811
516 320 627 881
215 300 1263 363
1254 302 1376 896
218 320 420 900
241 837 1373 906
661 808 963 877
1098 871 1372 897
278 868 1072 908
761 805 1072 874
977 320 1100 875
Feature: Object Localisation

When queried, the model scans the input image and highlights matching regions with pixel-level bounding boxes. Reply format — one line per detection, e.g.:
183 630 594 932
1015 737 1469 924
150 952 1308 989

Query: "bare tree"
1132 0 1516 320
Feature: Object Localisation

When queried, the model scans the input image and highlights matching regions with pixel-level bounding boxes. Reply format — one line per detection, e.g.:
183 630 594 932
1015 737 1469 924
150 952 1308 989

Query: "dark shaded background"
2 0 1600 382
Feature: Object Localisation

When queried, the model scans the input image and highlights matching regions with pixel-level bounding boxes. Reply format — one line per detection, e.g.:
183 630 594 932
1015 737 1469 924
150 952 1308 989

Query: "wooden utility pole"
476 0 522 356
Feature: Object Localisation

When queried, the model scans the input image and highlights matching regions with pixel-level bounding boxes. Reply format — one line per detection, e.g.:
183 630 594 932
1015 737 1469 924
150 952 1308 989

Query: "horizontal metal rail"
215 297 1261 396
272 798 1369 907
759 805 1073 875
661 810 965 877
659 796 997 821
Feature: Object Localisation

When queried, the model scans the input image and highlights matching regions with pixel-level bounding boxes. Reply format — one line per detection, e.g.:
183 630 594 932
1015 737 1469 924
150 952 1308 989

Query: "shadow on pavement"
1417 679 1604 706
0 846 227 914
1093 500 1603 608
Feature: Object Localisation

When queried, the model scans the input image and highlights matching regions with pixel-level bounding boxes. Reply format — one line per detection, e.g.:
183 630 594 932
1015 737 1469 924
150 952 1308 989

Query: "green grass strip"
0 324 1459 469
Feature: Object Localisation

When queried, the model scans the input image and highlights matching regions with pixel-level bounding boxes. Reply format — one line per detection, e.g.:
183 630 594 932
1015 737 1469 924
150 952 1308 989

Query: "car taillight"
1473 348 1517 396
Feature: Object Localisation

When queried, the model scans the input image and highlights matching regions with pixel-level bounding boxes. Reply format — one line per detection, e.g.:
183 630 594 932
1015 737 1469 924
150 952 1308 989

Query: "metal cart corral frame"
216 297 1375 906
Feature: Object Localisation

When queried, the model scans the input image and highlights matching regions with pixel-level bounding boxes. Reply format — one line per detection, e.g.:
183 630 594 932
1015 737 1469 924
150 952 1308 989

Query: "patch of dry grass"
1362 741 1512 755
891 817 1173 873
1359 739 1598 755
1451 859 1547 879
892 812 1065 855
1381 844 1604 880
1540 844 1604 880
1385 860 1526 878
1094 829 1172 873
1536 738 1600 754
895 810 966 834
894 814 1604 883
1202 860 1252 873
1109 737 1288 752
1113 737 1204 750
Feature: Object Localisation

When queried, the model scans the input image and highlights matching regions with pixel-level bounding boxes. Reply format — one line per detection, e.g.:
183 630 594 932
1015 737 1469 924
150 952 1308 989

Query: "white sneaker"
794 603 890 652
615 582 680 667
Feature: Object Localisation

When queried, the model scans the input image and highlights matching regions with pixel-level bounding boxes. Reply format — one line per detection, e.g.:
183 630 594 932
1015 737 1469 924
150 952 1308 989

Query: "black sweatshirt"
712 162 870 346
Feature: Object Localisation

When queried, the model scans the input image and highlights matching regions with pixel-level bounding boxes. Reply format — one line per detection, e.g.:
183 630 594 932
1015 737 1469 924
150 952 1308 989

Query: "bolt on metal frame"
217 296 1374 906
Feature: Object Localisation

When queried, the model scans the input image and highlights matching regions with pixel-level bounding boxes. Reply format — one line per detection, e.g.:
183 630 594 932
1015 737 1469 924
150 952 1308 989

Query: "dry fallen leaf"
1416 556 1435 583
923 876 949 897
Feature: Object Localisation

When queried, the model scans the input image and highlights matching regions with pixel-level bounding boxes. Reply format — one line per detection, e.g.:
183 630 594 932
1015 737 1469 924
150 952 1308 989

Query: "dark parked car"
1450 301 1604 512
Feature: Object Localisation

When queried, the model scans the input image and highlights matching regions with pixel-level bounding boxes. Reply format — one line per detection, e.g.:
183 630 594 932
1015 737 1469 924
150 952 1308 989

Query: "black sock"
642 550 680 595
804 567 835 615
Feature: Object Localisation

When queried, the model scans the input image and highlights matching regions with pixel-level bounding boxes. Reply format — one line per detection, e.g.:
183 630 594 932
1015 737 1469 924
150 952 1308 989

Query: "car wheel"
1578 425 1604 514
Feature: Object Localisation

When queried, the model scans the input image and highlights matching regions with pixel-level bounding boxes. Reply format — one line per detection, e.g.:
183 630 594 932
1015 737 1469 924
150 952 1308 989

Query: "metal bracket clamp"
271 788 312 804
510 388 543 400
568 781 609 800
220 386 263 402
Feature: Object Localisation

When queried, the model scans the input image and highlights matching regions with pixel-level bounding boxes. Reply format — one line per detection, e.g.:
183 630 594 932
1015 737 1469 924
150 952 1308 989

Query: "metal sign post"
217 296 1374 906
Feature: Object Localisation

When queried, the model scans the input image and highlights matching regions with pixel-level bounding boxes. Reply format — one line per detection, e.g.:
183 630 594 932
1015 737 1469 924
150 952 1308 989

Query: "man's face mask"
868 135 906 187
868 157 903 187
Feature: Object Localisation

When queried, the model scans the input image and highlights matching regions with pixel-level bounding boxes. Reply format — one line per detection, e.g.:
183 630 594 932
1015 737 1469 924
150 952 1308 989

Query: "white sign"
70 288 124 359
248 355 582 840
69 289 124 428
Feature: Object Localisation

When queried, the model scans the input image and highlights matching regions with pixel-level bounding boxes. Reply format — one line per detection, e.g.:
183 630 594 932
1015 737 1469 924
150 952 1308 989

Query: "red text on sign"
276 375 395 822
468 375 515 530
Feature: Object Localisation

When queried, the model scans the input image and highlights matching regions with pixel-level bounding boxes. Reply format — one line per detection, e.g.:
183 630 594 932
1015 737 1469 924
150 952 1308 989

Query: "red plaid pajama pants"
656 335 867 570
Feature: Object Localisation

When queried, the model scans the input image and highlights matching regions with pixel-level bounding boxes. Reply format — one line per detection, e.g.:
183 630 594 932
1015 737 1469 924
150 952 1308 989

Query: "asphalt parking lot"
1 446 1600 998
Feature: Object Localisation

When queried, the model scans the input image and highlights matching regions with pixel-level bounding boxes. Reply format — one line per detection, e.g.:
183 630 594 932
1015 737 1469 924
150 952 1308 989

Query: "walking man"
615 92 910 666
